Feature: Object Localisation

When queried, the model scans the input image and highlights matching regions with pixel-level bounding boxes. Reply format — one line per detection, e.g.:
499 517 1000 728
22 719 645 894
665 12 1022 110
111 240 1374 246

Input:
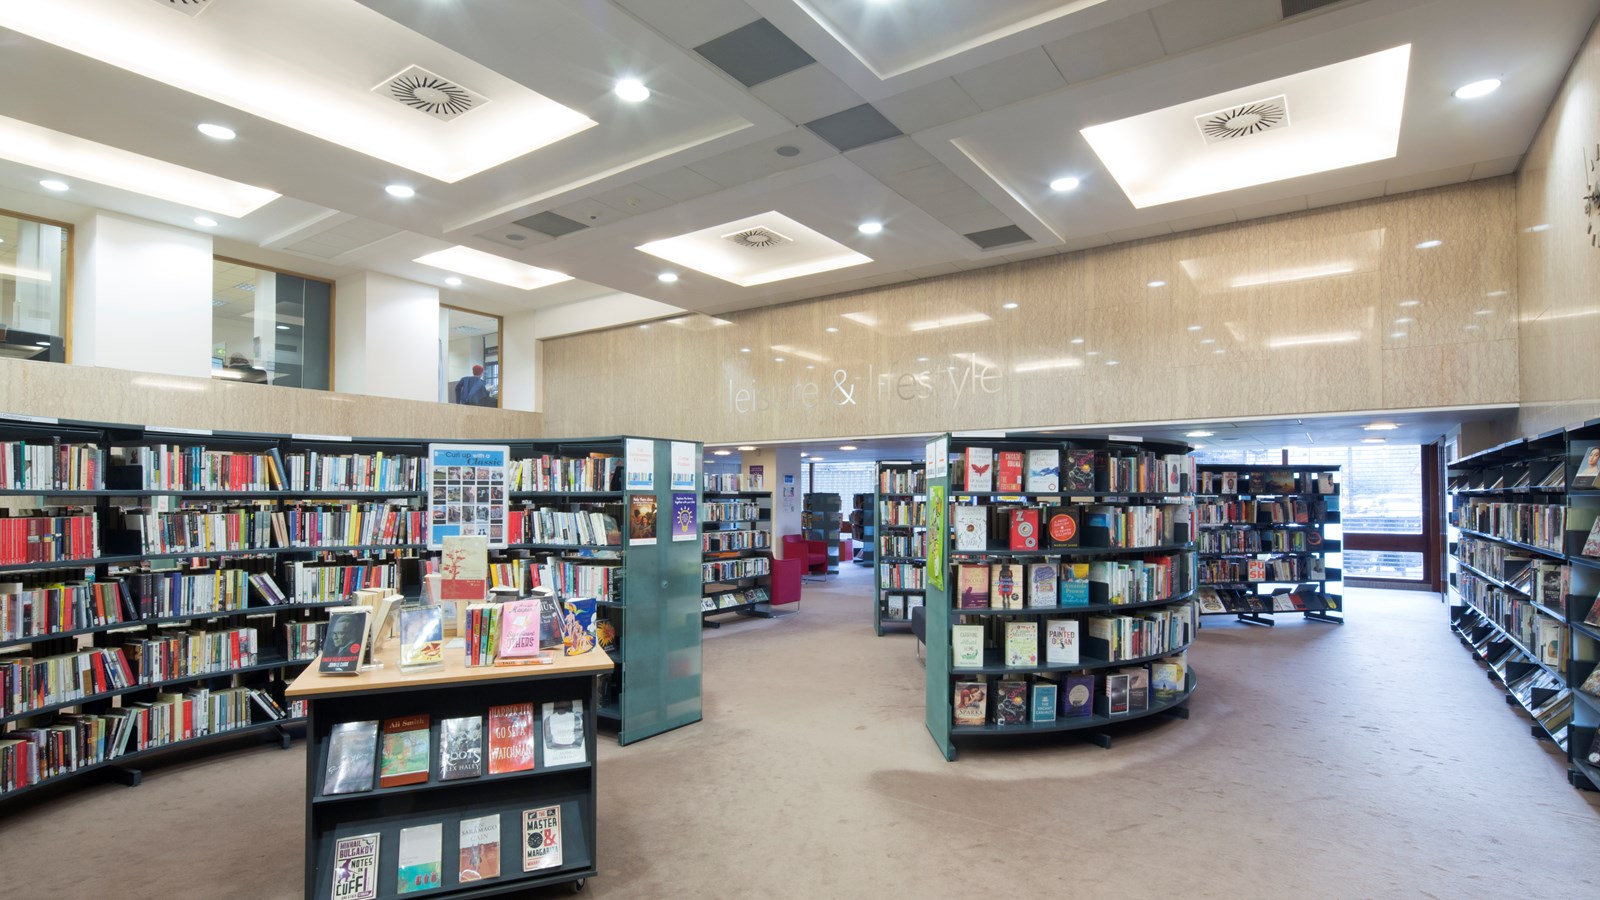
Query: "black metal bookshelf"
699 481 776 627
874 461 926 636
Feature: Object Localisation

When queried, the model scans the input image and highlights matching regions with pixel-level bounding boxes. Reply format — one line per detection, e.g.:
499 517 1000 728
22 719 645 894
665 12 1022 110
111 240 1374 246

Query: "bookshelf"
700 476 775 627
1193 464 1344 626
922 433 1199 761
850 493 874 567
874 462 926 636
1445 425 1591 785
287 639 612 898
802 493 841 574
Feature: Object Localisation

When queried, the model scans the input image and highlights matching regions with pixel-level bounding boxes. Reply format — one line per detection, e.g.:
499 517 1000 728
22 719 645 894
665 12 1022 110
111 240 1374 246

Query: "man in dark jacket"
454 364 493 406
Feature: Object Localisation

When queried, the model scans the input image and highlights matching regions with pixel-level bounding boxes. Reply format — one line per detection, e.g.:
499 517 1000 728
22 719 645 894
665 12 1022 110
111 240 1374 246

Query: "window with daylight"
0 210 69 363
210 258 332 389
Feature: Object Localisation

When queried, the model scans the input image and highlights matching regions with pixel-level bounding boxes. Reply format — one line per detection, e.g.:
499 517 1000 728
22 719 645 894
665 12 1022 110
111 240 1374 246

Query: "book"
1585 595 1600 628
1062 673 1093 717
1058 564 1090 606
1045 505 1079 547
438 716 483 780
541 699 586 767
952 505 987 552
964 447 994 492
1025 449 1060 492
1008 507 1040 551
487 702 537 774
248 572 286 606
1063 450 1095 491
1151 661 1184 701
1580 666 1600 698
1576 447 1600 489
1126 667 1149 712
322 720 378 795
1584 517 1600 557
996 451 1024 493
954 681 987 726
496 599 545 660
398 605 444 670
458 815 501 882
378 714 431 788
1027 563 1057 608
957 564 990 609
1106 673 1130 715
1031 683 1057 723
319 607 371 675
1196 588 1227 614
331 833 380 900
1004 621 1037 667
1045 619 1080 665
990 562 1022 609
1587 731 1600 766
995 680 1027 725
523 805 563 872
396 823 443 894
951 624 984 668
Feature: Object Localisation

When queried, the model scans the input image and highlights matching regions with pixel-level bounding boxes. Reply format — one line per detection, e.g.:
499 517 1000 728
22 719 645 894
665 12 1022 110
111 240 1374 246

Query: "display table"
288 641 613 899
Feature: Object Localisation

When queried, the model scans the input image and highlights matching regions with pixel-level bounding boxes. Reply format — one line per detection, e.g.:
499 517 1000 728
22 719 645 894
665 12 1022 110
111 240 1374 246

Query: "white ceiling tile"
909 185 995 218
932 207 1015 235
1149 0 1282 55
1471 156 1522 180
1305 180 1387 209
686 131 836 187
952 48 1068 111
551 198 626 228
872 78 982 133
1384 165 1476 196
844 136 941 179
636 167 725 202
591 183 677 216
750 64 864 124
878 163 970 196
615 0 761 49
1165 209 1239 232
1233 195 1310 220
1105 222 1174 242
1044 12 1167 83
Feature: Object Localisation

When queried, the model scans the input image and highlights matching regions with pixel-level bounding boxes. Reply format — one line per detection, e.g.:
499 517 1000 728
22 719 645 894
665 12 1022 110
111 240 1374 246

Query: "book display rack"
700 477 775 627
1445 423 1600 790
1193 464 1344 626
287 638 612 898
922 433 1199 761
874 462 926 636
802 493 841 575
851 493 874 567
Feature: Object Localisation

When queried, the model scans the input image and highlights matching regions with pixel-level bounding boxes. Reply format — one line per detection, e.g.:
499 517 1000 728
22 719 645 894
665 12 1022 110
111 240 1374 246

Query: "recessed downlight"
712 449 731 456
1415 239 1442 249
1399 299 1420 307
1070 337 1084 344
1186 430 1214 438
1453 78 1501 100
858 221 884 235
1200 338 1216 345
194 216 218 228
774 357 786 363
840 445 857 451
39 179 68 192
737 446 757 452
197 123 236 140
1390 331 1407 339
614 78 650 103
916 356 929 362
658 272 679 283
1049 176 1080 192
444 276 463 287
385 184 416 198
1363 423 1400 431
1361 437 1388 444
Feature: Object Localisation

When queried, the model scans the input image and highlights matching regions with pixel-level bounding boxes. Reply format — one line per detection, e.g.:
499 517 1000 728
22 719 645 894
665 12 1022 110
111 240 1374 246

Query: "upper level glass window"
211 258 332 390
441 306 501 407
0 211 69 363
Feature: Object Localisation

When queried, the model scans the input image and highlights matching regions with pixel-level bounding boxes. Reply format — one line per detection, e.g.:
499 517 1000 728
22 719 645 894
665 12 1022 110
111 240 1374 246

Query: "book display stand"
874 462 926 636
699 477 776 627
1193 464 1344 626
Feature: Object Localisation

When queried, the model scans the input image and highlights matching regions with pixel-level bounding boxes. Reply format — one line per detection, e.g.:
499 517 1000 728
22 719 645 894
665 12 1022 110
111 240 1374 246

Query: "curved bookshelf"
951 670 1198 736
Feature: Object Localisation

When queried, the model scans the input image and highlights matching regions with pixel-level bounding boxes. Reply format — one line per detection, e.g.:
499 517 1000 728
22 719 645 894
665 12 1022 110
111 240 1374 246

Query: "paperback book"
952 624 984 668
1063 451 1095 492
523 805 564 872
1027 563 1057 608
1025 449 1060 493
996 451 1024 493
398 605 445 671
995 680 1027 725
541 699 586 767
378 714 431 788
1031 683 1057 723
488 702 537 774
1045 506 1079 547
458 815 501 882
323 720 378 795
396 823 443 894
954 681 986 726
1004 621 1037 667
1061 673 1093 717
952 506 987 552
1008 507 1040 551
331 833 380 900
957 564 989 609
990 562 1022 609
319 607 372 675
497 599 546 661
438 716 483 780
964 447 994 492
1045 619 1079 665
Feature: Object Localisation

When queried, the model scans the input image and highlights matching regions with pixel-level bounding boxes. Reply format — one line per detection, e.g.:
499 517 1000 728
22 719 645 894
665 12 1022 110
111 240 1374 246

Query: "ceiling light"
194 216 218 228
639 212 872 287
1186 430 1214 438
413 246 571 291
825 326 838 333
1361 437 1388 444
1453 78 1501 100
738 446 757 452
1486 290 1508 297
1399 299 1420 307
1086 350 1100 357
445 276 463 287
1363 423 1400 431
658 272 679 283
712 450 731 456
858 221 884 235
39 179 68 192
805 365 815 369
1001 302 1019 310
1147 280 1167 288
739 347 751 353
1213 349 1226 355
614 78 650 103
809 456 825 461
1049 176 1081 192
1525 224 1551 233
840 445 857 451
1186 324 1202 331
197 123 235 140
638 324 650 330
1464 324 1481 331
1229 263 1355 288
276 324 290 331
385 184 416 199
1415 239 1442 249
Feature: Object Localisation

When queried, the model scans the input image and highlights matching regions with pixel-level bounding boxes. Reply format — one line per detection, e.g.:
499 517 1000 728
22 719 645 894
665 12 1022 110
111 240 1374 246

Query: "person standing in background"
454 364 492 406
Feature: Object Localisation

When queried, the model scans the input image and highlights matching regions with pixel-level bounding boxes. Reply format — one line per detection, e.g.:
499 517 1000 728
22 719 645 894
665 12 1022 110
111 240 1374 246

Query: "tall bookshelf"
874 461 926 636
802 493 841 575
700 473 775 627
922 433 1199 761
1445 426 1587 784
1193 464 1344 626
851 494 874 567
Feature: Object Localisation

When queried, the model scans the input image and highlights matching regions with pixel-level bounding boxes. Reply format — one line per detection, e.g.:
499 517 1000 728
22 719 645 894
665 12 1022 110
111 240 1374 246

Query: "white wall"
502 310 540 413
743 446 802 555
72 212 212 377
332 271 439 401
530 293 683 339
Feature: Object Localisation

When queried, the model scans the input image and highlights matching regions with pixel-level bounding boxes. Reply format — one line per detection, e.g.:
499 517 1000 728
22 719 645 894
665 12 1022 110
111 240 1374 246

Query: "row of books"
702 499 761 522
1198 555 1327 583
881 593 925 621
288 561 398 605
879 532 928 558
1461 576 1565 669
0 511 99 566
704 473 763 492
1509 667 1572 746
701 529 770 552
879 499 926 527
273 505 423 548
953 607 1195 668
0 580 129 640
1196 469 1336 496
330 808 565 898
125 568 250 619
519 507 621 547
114 505 423 555
1451 460 1566 492
1454 500 1565 552
702 557 770 583
123 626 260 683
114 445 281 492
532 560 618 602
951 503 1191 553
1197 528 1322 553
1455 537 1524 583
508 454 620 493
1195 586 1340 614
880 563 926 590
285 621 327 662
951 447 1195 495
701 586 769 612
952 653 1188 726
1194 497 1327 526
1 441 103 492
957 557 1191 609
280 450 425 493
1 647 136 717
879 468 925 494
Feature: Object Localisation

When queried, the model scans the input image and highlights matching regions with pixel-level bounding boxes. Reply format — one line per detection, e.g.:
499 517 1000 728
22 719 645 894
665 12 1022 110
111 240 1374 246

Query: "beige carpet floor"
2 565 1598 899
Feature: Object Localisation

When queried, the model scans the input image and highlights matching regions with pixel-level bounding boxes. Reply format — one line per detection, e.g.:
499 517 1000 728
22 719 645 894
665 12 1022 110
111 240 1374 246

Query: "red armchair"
768 553 801 610
781 533 829 577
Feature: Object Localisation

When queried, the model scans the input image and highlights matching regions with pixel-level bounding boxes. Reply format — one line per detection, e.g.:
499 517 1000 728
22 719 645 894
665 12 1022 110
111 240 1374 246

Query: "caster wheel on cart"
569 878 586 893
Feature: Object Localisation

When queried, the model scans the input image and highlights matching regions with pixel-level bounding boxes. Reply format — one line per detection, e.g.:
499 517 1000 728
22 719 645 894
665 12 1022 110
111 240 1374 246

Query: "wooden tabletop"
286 638 614 699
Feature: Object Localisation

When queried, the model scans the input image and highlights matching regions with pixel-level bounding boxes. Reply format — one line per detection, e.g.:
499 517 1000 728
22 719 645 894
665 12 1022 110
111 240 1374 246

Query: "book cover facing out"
488 702 537 774
1031 683 1057 723
331 833 380 900
953 681 987 726
542 700 587 767
396 823 443 894
458 815 501 882
1062 673 1094 717
323 720 378 795
438 716 483 780
378 715 431 788
523 805 563 872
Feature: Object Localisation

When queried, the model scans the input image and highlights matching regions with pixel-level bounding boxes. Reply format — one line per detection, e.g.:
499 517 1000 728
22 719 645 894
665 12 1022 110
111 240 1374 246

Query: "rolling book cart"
699 479 777 627
1193 464 1344 626
874 462 926 636
922 432 1199 761
287 640 613 898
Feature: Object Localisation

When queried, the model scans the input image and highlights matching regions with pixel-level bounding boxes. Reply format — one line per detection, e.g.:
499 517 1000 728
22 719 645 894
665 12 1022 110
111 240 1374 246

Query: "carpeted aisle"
2 566 1597 899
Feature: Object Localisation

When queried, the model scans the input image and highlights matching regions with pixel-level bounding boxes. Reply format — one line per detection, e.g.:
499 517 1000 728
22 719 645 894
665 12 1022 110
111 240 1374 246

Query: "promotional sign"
629 494 658 546
626 438 655 490
427 443 509 548
670 441 696 491
928 483 946 591
671 493 697 541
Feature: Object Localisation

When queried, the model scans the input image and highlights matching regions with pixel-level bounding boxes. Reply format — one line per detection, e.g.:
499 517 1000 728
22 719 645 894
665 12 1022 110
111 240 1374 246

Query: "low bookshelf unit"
701 474 775 627
874 461 926 635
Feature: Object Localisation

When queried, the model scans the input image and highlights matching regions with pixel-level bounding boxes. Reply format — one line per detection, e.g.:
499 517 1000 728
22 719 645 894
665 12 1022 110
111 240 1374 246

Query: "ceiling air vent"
375 66 487 121
152 0 211 16
1195 96 1290 144
723 227 793 250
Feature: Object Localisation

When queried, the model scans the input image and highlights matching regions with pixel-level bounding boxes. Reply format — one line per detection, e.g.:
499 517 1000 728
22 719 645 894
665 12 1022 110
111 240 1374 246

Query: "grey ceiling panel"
513 211 589 238
695 19 816 88
964 225 1034 250
1282 0 1349 16
804 103 903 152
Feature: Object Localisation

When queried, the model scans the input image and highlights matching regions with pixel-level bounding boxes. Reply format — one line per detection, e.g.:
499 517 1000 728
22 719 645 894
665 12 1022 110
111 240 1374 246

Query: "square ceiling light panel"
0 0 596 183
0 114 279 217
637 211 872 287
794 0 1111 78
414 246 572 291
1079 44 1411 209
